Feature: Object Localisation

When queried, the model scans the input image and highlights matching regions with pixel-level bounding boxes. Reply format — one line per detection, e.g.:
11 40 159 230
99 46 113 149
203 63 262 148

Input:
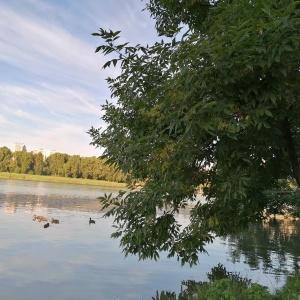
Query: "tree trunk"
281 117 300 187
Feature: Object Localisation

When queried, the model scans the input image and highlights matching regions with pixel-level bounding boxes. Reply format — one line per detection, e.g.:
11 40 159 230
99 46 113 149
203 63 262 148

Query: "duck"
51 218 59 224
89 217 95 224
38 216 48 222
33 215 47 222
44 223 50 228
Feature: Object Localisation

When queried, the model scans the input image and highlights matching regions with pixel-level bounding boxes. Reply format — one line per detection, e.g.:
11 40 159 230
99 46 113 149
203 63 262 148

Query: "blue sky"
0 0 158 157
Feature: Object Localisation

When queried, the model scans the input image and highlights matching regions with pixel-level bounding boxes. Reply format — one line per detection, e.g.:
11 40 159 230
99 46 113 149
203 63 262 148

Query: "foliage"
33 152 44 175
0 146 127 183
152 265 300 300
264 188 300 219
206 263 251 287
91 0 300 265
0 146 12 172
274 272 300 300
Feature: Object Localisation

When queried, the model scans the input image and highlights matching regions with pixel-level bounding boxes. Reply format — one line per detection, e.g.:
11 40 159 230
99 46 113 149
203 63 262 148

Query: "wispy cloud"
0 0 158 157
0 83 102 117
0 3 107 88
0 82 104 156
0 114 12 125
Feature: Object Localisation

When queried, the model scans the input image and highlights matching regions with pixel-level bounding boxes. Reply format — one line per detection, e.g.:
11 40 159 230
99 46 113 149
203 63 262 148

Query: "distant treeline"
0 146 127 183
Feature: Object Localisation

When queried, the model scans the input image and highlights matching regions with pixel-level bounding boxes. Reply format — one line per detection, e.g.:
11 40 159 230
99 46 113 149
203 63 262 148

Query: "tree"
33 152 44 175
64 155 82 178
46 153 69 177
81 157 96 179
90 0 300 265
11 151 34 174
0 146 12 172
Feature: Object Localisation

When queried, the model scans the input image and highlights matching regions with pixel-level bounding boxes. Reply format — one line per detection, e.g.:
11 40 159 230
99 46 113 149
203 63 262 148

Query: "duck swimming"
33 215 47 222
51 218 59 224
44 223 50 228
89 217 95 224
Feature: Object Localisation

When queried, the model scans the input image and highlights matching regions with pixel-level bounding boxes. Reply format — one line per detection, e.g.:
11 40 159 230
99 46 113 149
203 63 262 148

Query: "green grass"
0 172 127 188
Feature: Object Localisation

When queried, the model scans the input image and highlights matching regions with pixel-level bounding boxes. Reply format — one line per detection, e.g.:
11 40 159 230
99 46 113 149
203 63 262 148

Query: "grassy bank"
0 172 127 188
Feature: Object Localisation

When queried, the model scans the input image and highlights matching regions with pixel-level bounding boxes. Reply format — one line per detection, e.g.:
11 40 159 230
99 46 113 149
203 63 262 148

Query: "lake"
0 178 299 300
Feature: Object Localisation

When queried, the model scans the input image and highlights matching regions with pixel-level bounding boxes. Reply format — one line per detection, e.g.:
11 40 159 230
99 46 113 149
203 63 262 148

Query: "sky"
0 0 158 157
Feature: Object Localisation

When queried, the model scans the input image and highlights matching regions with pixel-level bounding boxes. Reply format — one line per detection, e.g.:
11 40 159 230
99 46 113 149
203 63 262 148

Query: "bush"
204 278 237 300
242 284 271 300
274 273 300 300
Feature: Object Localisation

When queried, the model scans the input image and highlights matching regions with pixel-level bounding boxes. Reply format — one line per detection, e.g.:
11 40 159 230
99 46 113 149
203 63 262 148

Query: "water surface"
0 179 299 300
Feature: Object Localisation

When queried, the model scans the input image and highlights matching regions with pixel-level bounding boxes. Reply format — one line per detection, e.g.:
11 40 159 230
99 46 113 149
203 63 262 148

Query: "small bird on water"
51 218 59 224
33 215 47 222
44 223 50 228
89 217 95 224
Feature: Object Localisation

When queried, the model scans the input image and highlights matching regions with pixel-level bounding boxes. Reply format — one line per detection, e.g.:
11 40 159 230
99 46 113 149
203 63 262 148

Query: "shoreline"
2 173 297 220
0 172 127 188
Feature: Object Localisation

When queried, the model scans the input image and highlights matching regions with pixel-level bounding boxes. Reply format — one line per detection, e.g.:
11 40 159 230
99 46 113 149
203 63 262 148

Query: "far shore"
0 172 127 188
1 172 297 220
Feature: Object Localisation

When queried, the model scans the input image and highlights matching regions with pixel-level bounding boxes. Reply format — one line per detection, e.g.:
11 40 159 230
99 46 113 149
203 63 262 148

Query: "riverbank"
0 172 126 188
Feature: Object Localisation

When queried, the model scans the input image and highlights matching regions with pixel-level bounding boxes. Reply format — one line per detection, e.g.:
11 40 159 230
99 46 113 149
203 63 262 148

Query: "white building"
32 148 56 159
14 142 27 152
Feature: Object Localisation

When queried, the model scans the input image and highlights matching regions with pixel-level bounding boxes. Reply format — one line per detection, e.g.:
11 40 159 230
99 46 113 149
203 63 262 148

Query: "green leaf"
103 61 111 69
264 110 273 117
269 93 277 104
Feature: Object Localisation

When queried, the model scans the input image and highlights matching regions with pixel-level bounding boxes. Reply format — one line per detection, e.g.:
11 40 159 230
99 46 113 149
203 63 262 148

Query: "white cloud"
0 0 158 157
0 114 12 125
12 109 34 119
0 82 105 157
0 83 102 118
30 123 98 156
0 2 112 88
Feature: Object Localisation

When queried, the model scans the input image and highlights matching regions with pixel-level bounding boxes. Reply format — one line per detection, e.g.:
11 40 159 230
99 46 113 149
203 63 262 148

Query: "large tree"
90 0 300 265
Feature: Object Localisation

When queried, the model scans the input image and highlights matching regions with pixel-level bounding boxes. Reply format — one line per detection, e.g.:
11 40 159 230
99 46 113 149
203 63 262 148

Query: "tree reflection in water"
224 218 300 274
152 220 300 300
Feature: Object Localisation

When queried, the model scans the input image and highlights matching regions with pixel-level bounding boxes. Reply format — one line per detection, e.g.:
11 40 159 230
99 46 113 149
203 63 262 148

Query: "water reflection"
151 219 300 300
223 219 300 275
2 197 48 215
4 201 16 214
0 179 300 300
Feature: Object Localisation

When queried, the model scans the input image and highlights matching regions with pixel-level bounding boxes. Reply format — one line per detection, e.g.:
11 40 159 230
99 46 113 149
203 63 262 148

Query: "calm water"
0 179 299 300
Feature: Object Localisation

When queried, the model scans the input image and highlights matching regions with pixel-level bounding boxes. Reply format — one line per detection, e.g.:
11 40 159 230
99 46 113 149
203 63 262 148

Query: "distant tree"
0 146 12 172
81 157 96 179
33 152 44 175
65 155 82 178
46 153 69 177
90 0 300 265
92 157 107 180
11 151 34 174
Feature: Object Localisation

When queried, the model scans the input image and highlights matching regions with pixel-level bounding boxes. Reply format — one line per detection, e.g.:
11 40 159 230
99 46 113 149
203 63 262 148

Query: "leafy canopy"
89 0 300 266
